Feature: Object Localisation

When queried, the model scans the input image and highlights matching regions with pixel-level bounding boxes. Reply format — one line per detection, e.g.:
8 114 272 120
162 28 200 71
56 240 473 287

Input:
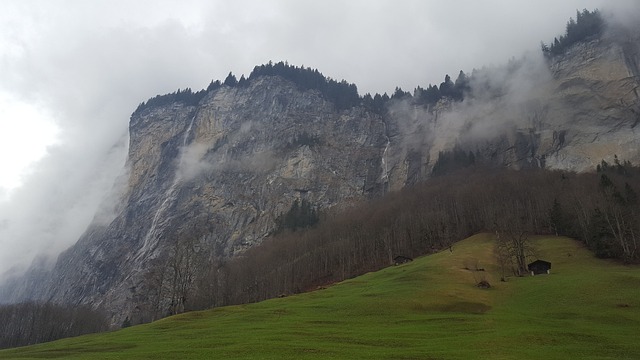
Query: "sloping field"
2 234 639 359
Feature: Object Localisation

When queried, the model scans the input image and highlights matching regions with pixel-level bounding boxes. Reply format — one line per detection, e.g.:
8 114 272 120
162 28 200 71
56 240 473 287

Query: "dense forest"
0 302 108 349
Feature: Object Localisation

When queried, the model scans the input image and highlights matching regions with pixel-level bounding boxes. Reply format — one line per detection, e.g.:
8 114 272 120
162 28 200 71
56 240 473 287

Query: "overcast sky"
0 0 634 278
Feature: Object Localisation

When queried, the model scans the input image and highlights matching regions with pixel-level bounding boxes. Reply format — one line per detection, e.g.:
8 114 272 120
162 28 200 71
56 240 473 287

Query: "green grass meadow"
2 234 639 359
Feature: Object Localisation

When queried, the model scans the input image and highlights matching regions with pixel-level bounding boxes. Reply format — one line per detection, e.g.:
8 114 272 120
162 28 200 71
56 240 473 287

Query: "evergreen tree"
453 70 469 101
391 87 410 100
237 75 248 87
224 72 238 87
207 80 222 92
431 146 477 176
439 74 454 98
548 199 566 236
542 9 603 57
423 84 441 105
589 208 621 258
275 199 319 233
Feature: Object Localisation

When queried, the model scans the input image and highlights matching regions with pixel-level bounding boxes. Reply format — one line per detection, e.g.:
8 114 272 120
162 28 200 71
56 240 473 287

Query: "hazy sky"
0 0 633 278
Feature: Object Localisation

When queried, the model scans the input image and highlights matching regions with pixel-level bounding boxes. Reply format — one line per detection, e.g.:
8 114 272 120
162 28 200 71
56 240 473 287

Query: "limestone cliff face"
2 31 640 321
126 76 389 256
420 32 640 172
542 34 640 170
28 76 393 318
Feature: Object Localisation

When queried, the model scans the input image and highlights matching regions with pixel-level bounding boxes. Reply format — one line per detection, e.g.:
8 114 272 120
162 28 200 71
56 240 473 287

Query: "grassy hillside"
2 234 639 359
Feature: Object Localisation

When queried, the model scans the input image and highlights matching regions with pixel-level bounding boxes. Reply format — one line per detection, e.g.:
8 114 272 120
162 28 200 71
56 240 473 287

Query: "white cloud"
0 93 59 194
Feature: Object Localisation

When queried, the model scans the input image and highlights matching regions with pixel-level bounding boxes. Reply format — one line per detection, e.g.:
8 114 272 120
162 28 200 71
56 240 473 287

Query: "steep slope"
2 235 639 359
544 32 640 169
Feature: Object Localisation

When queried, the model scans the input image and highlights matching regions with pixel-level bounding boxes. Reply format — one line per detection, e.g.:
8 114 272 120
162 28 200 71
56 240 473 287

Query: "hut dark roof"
527 260 551 269
527 259 551 275
393 255 413 265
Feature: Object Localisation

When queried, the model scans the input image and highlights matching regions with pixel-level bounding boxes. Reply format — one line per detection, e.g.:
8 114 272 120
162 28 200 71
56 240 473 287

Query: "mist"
0 0 637 280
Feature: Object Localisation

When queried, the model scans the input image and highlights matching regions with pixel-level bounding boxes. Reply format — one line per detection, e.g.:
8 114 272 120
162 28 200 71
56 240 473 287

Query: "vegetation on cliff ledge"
542 9 604 57
131 60 472 117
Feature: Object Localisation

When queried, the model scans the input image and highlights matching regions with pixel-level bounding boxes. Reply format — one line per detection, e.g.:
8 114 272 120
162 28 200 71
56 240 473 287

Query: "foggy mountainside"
1 6 640 349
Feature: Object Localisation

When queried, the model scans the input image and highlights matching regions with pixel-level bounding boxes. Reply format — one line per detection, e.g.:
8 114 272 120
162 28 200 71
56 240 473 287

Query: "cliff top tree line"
541 9 604 57
131 61 471 116
132 8 605 118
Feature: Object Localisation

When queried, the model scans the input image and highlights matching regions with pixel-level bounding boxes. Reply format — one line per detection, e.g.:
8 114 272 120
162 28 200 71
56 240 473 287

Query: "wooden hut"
527 260 551 275
393 255 413 265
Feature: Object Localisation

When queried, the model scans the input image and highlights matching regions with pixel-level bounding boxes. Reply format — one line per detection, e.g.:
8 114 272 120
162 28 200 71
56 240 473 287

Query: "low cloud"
0 136 128 280
177 142 211 182
177 140 278 183
386 49 554 168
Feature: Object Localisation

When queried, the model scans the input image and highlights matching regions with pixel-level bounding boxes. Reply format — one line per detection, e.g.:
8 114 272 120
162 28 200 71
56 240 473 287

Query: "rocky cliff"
2 30 640 322
407 31 640 174
12 76 396 319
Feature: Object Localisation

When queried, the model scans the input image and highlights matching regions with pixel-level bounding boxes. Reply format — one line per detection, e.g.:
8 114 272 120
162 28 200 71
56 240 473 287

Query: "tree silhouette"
542 9 603 57
224 72 238 87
